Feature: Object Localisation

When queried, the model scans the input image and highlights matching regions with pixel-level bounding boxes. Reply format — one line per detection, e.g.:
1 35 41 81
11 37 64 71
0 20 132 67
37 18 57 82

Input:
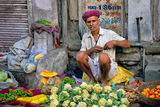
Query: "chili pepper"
21 91 25 94
28 90 33 94
0 98 2 101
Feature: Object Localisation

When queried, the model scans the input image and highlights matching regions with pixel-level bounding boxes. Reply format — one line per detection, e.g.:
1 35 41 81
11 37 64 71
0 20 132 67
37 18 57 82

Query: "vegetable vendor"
76 10 130 86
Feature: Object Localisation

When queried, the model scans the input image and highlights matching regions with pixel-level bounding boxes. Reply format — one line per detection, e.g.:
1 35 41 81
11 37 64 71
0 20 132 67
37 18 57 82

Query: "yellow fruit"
34 54 44 61
40 70 57 78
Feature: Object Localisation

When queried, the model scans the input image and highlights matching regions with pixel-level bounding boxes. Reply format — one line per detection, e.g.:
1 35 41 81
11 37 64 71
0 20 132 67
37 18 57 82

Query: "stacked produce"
141 85 160 98
125 88 139 103
0 88 49 106
38 70 62 94
49 82 130 107
0 88 33 102
122 80 143 103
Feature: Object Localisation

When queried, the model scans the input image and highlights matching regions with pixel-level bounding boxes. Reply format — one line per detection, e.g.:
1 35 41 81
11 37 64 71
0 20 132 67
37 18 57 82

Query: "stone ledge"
129 41 160 55
145 62 160 82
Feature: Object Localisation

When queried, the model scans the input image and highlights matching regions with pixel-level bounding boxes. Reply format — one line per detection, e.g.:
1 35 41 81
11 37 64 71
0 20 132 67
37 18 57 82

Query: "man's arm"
104 40 130 49
115 40 130 48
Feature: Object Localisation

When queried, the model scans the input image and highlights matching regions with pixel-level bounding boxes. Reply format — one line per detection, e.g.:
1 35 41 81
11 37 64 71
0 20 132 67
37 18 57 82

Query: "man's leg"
99 53 111 86
76 51 97 83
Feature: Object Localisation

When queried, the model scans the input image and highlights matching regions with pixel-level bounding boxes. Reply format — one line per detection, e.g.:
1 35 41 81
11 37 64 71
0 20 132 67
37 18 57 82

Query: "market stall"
0 66 159 107
0 19 159 107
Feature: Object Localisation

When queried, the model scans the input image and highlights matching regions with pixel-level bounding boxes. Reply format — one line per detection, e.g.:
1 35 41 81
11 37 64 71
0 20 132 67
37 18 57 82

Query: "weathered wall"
128 0 152 42
61 0 81 66
32 0 58 23
152 0 160 41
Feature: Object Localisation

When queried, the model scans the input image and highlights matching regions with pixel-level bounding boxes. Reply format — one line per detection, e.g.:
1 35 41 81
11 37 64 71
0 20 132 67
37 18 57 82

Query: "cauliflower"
121 98 130 105
73 87 81 95
98 98 106 106
82 89 89 94
80 82 88 88
119 104 128 107
109 92 118 99
86 84 93 92
77 102 87 107
82 89 90 98
92 105 99 107
64 83 72 90
51 87 59 94
50 94 58 100
50 99 59 107
62 100 70 107
91 93 98 100
107 99 112 106
70 102 76 107
102 93 106 97
104 86 112 93
117 89 126 95
93 84 103 93
62 91 70 97
73 95 81 102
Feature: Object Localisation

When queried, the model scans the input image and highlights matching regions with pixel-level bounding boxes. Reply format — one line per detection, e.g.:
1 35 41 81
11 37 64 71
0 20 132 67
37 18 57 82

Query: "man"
76 10 130 86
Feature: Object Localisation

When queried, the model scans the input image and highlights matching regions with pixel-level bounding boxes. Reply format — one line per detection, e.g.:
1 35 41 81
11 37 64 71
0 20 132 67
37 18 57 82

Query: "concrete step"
145 62 160 82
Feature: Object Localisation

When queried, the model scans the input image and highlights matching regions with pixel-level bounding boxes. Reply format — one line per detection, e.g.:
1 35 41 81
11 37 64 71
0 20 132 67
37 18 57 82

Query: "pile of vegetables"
38 70 62 94
49 82 130 107
61 77 76 85
122 80 143 103
0 71 12 83
0 88 33 102
141 85 160 98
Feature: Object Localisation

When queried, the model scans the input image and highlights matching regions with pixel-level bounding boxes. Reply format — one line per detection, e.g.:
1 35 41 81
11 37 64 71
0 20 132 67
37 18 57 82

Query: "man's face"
86 16 100 32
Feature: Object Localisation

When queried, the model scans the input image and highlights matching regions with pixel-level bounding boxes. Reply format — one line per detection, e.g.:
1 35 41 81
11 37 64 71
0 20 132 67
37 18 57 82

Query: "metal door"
0 0 29 53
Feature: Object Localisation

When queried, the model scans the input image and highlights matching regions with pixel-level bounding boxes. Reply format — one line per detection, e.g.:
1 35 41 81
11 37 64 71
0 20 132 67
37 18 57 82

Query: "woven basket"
138 81 160 106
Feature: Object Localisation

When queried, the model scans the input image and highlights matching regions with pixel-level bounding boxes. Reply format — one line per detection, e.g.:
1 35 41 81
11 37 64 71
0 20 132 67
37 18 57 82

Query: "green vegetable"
36 20 51 26
0 89 33 102
0 71 8 82
5 78 13 83
61 77 76 85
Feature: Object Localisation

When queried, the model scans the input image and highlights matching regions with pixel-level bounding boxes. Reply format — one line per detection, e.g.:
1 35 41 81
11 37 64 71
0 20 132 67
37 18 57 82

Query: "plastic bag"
107 66 134 85
0 70 18 90
82 66 134 85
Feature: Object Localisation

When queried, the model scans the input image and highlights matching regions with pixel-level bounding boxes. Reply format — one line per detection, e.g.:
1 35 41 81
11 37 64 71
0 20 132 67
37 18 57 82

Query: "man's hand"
86 46 104 55
104 40 116 49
